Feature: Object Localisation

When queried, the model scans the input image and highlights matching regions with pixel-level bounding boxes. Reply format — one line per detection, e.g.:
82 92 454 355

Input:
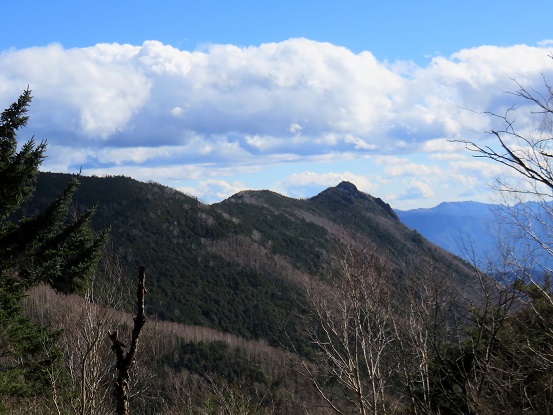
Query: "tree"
297 243 397 415
38 245 132 415
458 68 553 299
108 266 147 415
0 89 107 404
392 255 464 415
445 60 553 413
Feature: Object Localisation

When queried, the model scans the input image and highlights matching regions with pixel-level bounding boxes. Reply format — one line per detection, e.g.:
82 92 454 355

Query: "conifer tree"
0 89 107 400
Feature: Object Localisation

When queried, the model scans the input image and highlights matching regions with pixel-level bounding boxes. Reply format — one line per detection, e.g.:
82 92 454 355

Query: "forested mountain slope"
24 173 475 346
14 173 491 413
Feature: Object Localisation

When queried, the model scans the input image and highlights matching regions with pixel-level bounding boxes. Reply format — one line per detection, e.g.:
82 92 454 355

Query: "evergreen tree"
0 89 107 401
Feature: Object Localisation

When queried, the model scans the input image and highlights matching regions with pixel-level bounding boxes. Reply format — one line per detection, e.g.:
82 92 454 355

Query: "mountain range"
16 173 488 412
397 199 553 271
22 173 474 345
16 172 553 412
396 201 499 265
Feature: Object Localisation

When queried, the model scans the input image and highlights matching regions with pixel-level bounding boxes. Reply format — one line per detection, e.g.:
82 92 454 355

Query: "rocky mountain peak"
334 181 369 202
336 181 359 193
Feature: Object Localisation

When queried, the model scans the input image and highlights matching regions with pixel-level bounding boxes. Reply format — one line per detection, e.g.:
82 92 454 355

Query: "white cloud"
289 122 302 135
421 138 465 153
449 159 505 176
96 146 176 165
278 171 379 197
428 152 466 161
40 144 93 173
2 39 553 207
1 43 151 139
171 106 183 117
398 179 434 200
372 155 409 166
384 162 442 178
177 180 247 203
3 39 552 152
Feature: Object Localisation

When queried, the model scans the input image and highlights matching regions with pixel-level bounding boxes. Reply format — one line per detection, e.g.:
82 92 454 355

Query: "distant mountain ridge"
396 200 553 269
396 201 498 263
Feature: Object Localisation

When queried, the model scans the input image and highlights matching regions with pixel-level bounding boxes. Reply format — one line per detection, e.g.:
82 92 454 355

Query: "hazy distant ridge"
396 201 500 264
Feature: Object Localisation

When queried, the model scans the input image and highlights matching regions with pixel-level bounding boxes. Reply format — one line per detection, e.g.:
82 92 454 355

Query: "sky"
1 1 553 209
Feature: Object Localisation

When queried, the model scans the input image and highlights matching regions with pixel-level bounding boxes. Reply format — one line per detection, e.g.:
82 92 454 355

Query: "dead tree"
108 266 147 415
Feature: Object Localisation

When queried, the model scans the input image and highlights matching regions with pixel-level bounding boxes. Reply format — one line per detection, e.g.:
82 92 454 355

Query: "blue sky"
2 1 553 208
4 1 552 63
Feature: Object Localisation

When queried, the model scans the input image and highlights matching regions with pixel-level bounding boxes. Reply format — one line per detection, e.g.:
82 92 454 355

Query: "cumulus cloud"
0 43 151 139
398 179 434 200
177 179 247 203
1 39 552 207
3 39 551 151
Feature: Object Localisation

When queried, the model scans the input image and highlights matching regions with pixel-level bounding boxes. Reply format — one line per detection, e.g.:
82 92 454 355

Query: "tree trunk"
109 266 147 415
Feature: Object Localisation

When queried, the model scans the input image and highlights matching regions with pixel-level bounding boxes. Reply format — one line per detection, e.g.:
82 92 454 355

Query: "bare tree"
451 61 553 413
23 245 136 415
68 247 130 415
108 266 147 415
297 243 398 415
392 255 462 415
457 67 553 303
461 270 521 414
63 292 116 415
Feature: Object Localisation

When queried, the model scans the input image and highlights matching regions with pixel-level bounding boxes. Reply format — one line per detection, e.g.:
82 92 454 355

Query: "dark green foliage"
151 254 304 345
165 340 266 384
0 90 106 400
23 173 313 349
215 191 330 275
0 315 64 397
0 90 45 220
426 278 553 414
20 173 474 356
308 182 417 257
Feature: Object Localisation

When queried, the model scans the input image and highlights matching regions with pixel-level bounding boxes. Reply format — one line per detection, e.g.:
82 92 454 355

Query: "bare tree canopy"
457 68 553 196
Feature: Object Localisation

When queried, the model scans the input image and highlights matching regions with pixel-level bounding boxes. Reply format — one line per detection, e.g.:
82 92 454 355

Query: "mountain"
396 200 553 270
396 201 499 264
16 173 483 413
22 174 475 346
